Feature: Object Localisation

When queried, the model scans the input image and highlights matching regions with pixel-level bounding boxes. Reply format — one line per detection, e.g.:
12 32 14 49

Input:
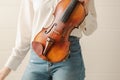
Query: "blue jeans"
22 36 85 80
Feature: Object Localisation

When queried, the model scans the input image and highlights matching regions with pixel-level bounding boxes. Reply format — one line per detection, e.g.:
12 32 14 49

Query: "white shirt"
5 0 97 70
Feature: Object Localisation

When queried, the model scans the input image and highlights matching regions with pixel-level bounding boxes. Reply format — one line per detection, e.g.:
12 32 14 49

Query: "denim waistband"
30 36 80 48
30 36 81 63
30 36 81 53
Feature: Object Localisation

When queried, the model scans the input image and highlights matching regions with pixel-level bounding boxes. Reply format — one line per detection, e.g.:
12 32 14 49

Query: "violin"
32 0 86 63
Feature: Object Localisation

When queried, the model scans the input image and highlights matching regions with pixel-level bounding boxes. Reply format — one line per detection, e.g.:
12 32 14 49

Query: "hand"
0 67 11 80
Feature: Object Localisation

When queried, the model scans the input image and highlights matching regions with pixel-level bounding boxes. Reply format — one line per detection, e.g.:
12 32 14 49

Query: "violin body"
32 0 86 63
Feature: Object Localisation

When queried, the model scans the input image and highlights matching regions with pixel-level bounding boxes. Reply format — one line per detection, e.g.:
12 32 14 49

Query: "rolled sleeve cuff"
4 47 29 71
4 55 23 71
82 12 97 36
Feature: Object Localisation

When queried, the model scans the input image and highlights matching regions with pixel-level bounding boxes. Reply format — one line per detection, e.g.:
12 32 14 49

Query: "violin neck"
61 0 78 23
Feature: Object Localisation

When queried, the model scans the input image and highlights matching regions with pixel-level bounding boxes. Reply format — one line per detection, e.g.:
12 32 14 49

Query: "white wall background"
0 0 120 80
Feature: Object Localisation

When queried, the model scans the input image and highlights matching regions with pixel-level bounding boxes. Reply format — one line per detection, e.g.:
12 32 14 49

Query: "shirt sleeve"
80 0 97 36
4 0 34 70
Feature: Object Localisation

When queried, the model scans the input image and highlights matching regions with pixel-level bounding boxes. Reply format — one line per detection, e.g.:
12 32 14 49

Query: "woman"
0 0 97 80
